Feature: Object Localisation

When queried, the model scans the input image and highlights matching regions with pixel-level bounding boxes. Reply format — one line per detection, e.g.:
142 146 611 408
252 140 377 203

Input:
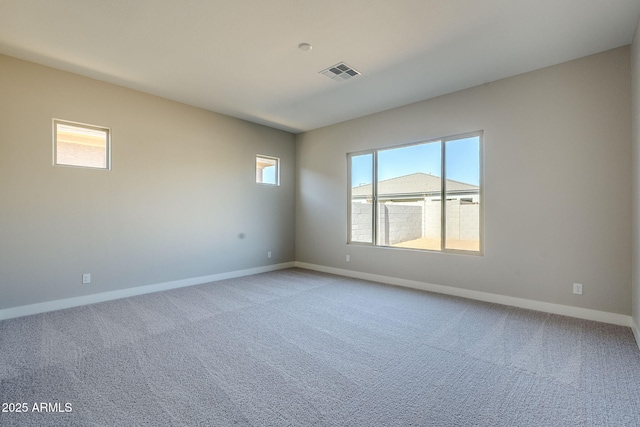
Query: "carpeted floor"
1 268 639 426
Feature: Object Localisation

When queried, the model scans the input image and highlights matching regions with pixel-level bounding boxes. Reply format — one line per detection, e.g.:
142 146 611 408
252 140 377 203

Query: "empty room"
2 1 640 425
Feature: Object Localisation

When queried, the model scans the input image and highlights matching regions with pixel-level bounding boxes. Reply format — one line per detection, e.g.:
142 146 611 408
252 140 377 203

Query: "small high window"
53 119 110 169
256 155 279 185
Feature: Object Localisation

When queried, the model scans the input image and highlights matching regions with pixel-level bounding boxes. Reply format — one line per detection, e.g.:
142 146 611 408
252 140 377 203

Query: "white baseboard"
3 260 635 336
0 262 295 321
295 262 633 328
632 319 640 351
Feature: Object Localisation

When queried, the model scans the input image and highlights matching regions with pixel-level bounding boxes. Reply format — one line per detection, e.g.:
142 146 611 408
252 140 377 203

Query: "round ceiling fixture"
298 43 312 52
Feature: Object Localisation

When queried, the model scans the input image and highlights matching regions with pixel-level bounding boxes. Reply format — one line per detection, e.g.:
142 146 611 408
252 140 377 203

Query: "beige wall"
296 47 632 315
0 54 296 310
632 20 640 328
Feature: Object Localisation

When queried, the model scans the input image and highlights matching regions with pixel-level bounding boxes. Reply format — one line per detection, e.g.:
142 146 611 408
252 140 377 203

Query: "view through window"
256 155 279 185
54 120 110 169
349 132 482 253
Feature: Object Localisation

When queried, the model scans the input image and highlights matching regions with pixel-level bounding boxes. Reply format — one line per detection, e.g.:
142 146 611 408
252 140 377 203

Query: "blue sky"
263 165 276 183
351 136 480 187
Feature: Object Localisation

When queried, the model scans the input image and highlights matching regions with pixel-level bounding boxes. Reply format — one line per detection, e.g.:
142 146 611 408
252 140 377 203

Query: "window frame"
256 154 280 186
347 131 483 255
53 119 111 170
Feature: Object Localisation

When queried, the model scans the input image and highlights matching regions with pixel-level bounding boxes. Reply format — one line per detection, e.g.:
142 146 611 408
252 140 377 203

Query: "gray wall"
352 202 480 246
632 20 640 328
0 54 296 310
296 47 632 315
377 204 422 246
350 203 373 243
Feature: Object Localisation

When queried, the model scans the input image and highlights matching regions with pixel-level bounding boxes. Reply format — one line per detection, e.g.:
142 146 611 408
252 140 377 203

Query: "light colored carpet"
1 268 639 426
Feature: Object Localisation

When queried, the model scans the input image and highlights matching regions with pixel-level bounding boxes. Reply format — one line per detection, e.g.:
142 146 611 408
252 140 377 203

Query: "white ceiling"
1 0 639 134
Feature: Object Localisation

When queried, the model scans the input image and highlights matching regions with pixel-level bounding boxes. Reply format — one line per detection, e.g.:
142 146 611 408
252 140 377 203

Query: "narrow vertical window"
444 135 481 252
349 153 374 243
256 155 279 185
53 119 110 169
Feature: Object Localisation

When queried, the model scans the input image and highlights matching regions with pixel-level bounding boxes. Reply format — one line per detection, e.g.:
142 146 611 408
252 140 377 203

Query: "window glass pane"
256 155 279 185
350 153 373 243
55 121 109 169
376 142 442 250
445 136 481 251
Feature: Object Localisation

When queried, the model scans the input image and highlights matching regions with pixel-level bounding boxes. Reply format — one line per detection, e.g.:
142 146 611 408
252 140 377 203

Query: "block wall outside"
423 201 441 239
378 204 423 245
352 201 479 244
457 203 480 241
423 201 480 241
350 203 373 242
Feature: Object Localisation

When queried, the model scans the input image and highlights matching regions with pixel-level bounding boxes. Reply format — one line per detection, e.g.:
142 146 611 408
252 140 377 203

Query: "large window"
348 132 482 254
53 119 110 169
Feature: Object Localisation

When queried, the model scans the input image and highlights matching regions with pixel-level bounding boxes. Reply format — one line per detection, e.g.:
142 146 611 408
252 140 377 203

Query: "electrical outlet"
573 283 583 295
82 273 91 284
267 251 272 259
346 255 350 262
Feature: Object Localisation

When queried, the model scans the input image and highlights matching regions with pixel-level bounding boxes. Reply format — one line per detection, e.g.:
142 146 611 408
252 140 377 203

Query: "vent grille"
319 62 361 82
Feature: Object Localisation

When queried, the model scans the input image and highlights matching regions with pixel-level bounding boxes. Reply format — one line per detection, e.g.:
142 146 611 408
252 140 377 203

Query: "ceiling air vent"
319 62 361 82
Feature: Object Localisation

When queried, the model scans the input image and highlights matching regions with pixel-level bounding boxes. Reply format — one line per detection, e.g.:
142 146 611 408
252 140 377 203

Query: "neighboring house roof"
352 172 478 199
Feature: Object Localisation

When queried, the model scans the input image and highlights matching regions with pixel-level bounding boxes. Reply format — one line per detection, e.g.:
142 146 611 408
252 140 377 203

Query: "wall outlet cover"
573 283 583 295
